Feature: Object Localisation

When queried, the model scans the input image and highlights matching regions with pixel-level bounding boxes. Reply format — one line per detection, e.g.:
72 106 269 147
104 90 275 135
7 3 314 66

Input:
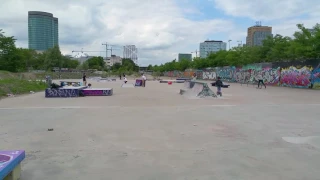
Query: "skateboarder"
124 77 128 84
83 73 87 86
257 74 266 89
216 76 223 97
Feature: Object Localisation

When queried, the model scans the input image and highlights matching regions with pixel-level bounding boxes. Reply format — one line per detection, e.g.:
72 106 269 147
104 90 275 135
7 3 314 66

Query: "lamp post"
237 40 243 47
228 40 232 50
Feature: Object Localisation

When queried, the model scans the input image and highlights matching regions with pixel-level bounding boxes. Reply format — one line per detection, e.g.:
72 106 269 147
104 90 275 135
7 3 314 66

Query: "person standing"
83 73 87 86
124 77 128 84
216 76 223 97
119 74 122 80
142 74 147 87
257 74 266 89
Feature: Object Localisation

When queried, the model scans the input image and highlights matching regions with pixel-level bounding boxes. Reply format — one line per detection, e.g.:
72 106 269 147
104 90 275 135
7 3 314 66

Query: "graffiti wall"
202 70 217 80
280 66 313 88
216 67 236 82
162 61 320 89
311 68 320 89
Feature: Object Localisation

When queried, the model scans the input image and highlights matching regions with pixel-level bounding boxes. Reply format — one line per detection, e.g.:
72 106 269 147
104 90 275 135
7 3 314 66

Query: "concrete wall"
164 62 320 89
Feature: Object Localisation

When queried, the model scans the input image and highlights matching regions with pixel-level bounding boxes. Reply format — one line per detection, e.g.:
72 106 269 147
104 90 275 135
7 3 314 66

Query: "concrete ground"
1 78 320 180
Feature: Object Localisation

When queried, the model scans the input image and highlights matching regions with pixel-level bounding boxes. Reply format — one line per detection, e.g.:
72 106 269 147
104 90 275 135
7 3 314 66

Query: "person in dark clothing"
119 74 122 80
123 73 125 77
83 73 87 86
216 77 223 97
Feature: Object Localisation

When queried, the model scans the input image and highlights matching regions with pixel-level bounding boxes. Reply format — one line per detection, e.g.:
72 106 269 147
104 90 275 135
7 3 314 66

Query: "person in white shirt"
257 74 266 89
142 74 147 87
124 77 128 84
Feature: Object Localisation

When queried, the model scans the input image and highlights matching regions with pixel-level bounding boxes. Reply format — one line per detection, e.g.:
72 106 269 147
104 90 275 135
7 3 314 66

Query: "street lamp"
228 40 232 50
237 40 243 47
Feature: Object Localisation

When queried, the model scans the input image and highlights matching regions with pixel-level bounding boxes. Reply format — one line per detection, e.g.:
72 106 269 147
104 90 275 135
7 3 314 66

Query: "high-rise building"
28 11 59 51
246 22 272 47
123 45 138 64
178 53 192 61
199 40 227 58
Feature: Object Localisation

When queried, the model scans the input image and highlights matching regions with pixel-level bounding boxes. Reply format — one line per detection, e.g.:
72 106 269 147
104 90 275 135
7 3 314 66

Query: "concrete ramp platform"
82 88 113 96
180 81 217 98
121 83 135 88
160 80 185 83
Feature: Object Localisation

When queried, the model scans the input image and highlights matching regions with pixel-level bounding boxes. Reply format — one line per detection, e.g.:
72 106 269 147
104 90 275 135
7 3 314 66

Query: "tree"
86 56 105 70
0 29 25 72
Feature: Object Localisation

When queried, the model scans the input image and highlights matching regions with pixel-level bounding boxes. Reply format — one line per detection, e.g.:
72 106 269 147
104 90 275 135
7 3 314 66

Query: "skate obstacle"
176 78 191 81
121 83 135 88
45 86 113 98
82 88 113 96
180 81 217 98
135 79 143 87
0 150 25 180
160 80 185 83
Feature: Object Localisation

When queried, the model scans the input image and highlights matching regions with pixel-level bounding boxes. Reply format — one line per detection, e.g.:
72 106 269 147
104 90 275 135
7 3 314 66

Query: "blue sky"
0 0 319 65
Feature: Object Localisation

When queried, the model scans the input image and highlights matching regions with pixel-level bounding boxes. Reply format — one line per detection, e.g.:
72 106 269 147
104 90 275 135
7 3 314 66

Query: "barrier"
180 81 217 98
81 88 113 96
135 79 143 86
45 86 87 98
160 80 185 83
0 150 25 180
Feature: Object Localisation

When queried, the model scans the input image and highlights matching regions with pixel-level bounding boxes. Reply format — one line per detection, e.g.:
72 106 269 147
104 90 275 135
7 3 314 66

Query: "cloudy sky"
0 0 319 65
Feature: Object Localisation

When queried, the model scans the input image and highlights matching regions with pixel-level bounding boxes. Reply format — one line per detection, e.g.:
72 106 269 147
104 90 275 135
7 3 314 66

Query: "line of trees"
0 29 80 72
148 23 320 72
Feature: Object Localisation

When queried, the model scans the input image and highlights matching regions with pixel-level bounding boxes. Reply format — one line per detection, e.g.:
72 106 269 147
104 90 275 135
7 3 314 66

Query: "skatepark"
1 78 320 180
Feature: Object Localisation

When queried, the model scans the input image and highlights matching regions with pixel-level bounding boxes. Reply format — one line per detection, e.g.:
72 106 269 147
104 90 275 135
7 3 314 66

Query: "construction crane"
72 47 120 58
191 49 199 58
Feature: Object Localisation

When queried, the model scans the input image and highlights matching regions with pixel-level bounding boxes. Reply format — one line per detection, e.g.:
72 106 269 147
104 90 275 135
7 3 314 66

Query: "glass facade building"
199 40 227 58
28 11 59 51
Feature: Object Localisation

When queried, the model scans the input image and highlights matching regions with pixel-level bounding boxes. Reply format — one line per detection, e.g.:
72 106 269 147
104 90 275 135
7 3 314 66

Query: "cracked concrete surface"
1 79 320 180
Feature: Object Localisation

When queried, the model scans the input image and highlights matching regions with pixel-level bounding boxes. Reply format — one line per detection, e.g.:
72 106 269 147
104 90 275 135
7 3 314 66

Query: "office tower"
28 11 59 51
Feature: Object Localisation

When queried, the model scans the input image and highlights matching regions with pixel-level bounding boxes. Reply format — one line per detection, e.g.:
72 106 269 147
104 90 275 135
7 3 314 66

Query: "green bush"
0 79 47 97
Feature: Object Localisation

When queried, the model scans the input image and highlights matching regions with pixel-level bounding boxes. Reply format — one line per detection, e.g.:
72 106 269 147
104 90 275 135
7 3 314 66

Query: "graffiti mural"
184 71 195 78
202 71 217 80
311 68 320 89
196 70 203 80
280 66 313 88
234 69 250 83
216 67 236 82
45 88 79 97
82 88 113 96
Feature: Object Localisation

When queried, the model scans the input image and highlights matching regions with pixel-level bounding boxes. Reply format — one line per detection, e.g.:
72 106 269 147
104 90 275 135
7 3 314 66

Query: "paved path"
1 79 320 180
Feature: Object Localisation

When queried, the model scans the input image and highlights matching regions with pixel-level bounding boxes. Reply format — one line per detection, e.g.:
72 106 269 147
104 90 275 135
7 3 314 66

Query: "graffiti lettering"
280 66 312 88
82 89 112 96
46 88 78 97
202 71 216 80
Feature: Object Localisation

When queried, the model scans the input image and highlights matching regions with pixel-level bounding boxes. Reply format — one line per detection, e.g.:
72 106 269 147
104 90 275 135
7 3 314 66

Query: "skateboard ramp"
121 83 135 88
180 81 217 98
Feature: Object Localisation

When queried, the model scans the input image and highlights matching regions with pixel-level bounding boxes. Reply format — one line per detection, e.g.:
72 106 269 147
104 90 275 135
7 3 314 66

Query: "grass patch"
0 79 47 98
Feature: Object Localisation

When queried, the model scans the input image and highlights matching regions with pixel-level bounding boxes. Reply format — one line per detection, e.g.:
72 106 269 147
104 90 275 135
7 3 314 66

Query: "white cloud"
213 0 320 21
0 0 235 65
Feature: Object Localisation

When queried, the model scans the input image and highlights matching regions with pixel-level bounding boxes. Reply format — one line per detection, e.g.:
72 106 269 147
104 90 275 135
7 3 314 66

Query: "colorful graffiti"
162 62 320 89
311 68 320 89
280 66 313 88
202 71 216 80
216 67 235 82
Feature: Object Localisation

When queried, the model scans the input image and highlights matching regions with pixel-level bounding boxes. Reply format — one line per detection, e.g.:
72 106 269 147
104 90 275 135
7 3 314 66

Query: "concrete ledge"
81 88 113 96
0 150 25 180
160 80 185 83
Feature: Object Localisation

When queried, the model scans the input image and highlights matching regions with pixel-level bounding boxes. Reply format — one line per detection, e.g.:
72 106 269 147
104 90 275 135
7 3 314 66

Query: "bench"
0 150 25 180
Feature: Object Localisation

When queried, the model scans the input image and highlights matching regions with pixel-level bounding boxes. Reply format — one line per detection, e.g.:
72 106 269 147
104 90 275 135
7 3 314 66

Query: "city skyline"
0 0 319 66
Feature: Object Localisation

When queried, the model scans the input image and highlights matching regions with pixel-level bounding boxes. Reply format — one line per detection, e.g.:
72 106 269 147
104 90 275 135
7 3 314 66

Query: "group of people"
82 73 147 87
214 75 266 97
